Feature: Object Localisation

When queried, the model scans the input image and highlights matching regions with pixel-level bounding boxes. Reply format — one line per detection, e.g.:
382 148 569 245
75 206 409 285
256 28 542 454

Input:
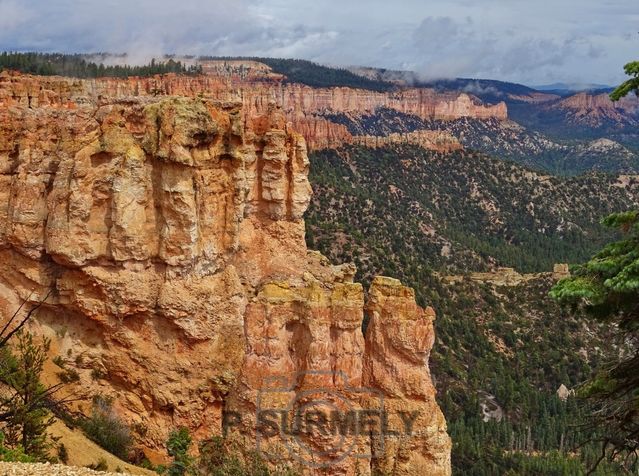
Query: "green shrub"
87 457 109 471
52 356 66 368
57 443 68 464
81 396 132 460
0 433 36 463
166 427 193 476
197 436 296 476
58 368 80 383
90 368 105 381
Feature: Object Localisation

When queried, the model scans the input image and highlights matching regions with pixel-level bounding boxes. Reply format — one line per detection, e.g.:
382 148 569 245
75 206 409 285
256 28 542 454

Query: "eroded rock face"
364 277 451 475
0 74 450 474
549 92 639 127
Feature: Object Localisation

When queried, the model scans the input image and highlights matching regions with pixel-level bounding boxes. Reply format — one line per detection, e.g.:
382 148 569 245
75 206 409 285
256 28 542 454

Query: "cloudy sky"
0 0 636 85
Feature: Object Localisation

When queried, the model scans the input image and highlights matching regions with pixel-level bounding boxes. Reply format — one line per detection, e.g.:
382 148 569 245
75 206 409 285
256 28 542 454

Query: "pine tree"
0 331 55 459
166 427 193 476
0 293 64 461
549 60 639 472
551 211 639 469
609 61 639 101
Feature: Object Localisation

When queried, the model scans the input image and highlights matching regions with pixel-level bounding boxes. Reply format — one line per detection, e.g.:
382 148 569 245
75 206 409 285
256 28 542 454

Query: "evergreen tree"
551 211 639 471
551 61 639 471
609 61 639 101
0 331 55 459
0 52 202 79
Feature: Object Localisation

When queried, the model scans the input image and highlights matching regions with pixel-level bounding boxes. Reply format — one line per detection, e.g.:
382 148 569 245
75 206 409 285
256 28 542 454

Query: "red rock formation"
507 91 559 104
199 59 286 82
291 117 354 150
237 83 506 136
364 277 451 475
0 73 451 475
291 121 462 152
549 92 639 127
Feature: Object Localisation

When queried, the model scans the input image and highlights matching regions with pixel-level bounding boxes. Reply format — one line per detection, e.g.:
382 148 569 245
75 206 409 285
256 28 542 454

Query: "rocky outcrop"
555 384 574 402
353 130 462 153
0 70 230 108
441 268 533 286
548 92 639 127
240 84 507 122
288 119 463 152
240 84 505 150
364 277 451 475
552 263 570 280
199 59 285 82
292 116 354 150
292 120 462 152
0 74 450 474
442 265 571 287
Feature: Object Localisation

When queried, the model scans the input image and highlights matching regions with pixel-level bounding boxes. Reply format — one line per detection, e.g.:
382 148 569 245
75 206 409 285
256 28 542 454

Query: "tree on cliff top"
0 52 202 79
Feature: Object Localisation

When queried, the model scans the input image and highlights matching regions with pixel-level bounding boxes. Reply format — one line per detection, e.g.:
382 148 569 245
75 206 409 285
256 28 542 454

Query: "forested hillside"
434 276 623 474
202 56 396 91
306 144 639 285
320 109 639 175
0 52 201 78
305 144 638 474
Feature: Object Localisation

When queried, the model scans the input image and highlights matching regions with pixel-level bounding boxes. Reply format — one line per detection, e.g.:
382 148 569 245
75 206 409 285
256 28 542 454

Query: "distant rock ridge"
547 91 639 128
441 265 571 286
353 130 463 153
0 69 506 152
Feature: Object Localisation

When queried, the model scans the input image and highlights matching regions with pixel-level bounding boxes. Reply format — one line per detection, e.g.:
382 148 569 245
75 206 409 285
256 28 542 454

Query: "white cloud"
0 0 33 34
0 0 636 84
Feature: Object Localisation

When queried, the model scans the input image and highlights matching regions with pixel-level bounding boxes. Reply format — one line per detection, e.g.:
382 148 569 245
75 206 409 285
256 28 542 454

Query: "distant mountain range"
340 64 639 173
318 63 638 174
532 82 614 95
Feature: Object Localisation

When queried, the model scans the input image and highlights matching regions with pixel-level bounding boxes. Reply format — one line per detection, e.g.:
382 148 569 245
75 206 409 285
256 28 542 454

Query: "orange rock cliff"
0 72 451 475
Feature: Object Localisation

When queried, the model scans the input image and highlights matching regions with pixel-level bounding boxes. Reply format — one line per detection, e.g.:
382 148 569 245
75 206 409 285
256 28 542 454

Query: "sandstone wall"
549 92 639 127
0 73 451 475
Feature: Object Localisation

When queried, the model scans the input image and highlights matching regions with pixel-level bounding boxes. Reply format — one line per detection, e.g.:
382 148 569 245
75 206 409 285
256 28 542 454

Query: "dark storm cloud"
0 0 636 84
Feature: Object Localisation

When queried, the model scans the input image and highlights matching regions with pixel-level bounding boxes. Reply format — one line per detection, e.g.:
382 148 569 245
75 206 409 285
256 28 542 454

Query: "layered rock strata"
0 70 505 151
549 92 639 127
